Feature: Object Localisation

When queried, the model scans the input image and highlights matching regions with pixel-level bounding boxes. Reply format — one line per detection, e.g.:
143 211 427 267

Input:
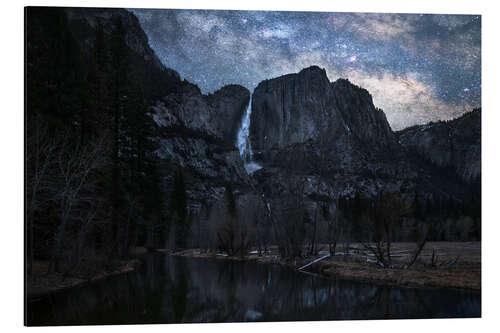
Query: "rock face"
65 7 166 70
150 83 250 142
251 66 343 154
149 82 252 209
250 66 397 165
397 109 481 184
65 7 182 102
331 78 396 149
206 85 251 143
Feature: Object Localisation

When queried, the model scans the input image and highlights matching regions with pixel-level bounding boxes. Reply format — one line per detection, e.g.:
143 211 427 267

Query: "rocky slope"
397 109 481 185
65 7 166 71
149 82 252 211
331 78 396 149
65 7 182 102
150 82 249 141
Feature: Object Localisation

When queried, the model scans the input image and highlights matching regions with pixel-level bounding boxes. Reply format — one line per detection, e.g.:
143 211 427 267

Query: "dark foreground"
26 253 480 326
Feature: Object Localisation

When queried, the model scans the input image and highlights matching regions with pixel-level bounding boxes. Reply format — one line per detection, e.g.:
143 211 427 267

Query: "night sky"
130 9 481 130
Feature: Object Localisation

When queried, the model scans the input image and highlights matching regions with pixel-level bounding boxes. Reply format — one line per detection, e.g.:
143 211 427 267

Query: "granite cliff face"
206 85 251 143
251 66 343 155
149 82 252 210
250 66 397 166
65 7 182 102
331 78 396 149
397 109 481 185
150 83 250 142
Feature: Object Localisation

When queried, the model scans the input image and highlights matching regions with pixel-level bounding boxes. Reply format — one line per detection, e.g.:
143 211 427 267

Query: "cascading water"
237 95 262 174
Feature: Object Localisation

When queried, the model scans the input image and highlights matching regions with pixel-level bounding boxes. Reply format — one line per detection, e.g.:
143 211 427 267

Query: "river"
26 253 480 325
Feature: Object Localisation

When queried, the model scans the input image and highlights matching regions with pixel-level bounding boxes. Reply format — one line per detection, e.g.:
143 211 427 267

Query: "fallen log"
297 254 331 271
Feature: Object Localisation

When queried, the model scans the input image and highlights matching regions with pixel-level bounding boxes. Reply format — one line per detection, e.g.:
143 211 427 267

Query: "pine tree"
108 16 130 256
85 22 111 139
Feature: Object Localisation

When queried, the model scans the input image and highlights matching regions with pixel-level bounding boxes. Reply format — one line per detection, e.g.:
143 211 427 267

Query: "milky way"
130 9 481 130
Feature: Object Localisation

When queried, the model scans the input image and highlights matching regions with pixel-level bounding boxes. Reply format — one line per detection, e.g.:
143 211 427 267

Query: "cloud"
331 13 417 42
261 28 289 39
432 15 478 29
329 13 480 71
261 24 293 39
176 11 226 34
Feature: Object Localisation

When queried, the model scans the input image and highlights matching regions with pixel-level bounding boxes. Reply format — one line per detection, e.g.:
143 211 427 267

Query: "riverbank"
26 259 142 300
170 242 481 291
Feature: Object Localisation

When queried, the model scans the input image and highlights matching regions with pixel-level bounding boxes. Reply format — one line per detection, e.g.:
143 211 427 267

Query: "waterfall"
237 95 262 174
237 96 253 162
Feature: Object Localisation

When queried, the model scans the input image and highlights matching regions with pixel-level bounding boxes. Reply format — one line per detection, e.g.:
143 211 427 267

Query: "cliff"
250 66 398 166
397 109 481 185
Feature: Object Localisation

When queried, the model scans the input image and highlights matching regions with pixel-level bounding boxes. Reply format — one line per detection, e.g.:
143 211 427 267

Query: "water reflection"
27 254 481 325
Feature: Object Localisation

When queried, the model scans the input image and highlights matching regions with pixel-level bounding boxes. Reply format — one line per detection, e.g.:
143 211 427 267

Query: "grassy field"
173 242 481 291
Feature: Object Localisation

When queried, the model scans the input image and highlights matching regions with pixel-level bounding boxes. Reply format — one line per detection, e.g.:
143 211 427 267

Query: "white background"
1 0 499 331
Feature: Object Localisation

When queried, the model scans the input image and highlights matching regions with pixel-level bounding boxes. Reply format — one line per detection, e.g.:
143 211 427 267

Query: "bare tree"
26 122 57 274
308 200 319 257
326 200 344 256
49 132 108 274
404 228 427 269
362 192 413 268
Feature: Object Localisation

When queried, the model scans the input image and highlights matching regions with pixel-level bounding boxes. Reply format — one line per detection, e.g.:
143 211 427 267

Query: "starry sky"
130 9 481 130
